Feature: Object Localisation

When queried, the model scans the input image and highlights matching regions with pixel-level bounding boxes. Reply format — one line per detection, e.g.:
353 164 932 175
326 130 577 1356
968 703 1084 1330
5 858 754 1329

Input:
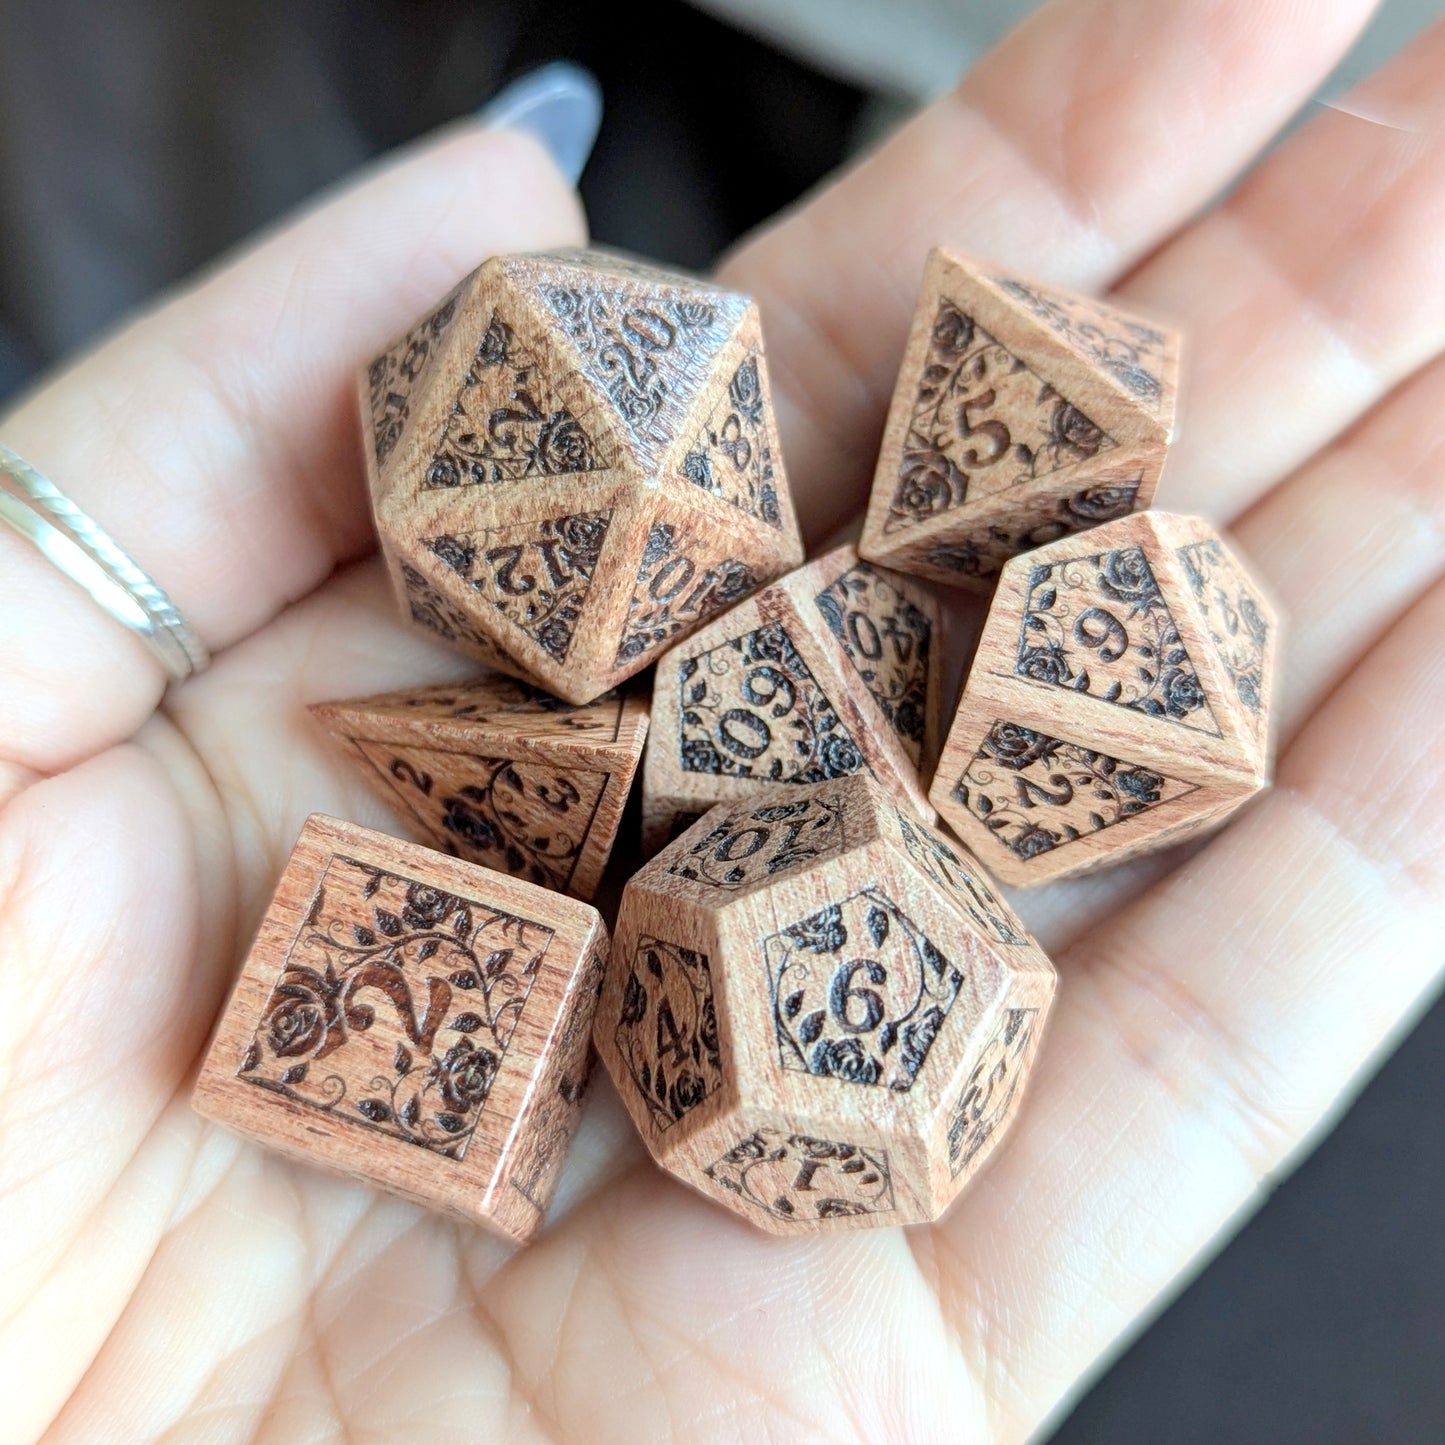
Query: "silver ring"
0 441 209 681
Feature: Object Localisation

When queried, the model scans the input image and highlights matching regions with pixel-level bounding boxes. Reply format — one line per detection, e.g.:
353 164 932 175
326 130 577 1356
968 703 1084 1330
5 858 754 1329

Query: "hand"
3 2 1441 1439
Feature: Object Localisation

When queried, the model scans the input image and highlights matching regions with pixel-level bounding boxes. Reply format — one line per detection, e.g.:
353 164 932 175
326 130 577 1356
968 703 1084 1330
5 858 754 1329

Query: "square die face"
241 854 553 1160
195 818 604 1236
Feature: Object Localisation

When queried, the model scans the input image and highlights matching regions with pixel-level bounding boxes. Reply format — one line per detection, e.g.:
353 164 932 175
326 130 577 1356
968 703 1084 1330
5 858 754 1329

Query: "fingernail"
476 61 602 187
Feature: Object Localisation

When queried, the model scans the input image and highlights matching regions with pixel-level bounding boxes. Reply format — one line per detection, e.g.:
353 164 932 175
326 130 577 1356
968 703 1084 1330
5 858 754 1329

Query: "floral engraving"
678 353 782 527
1015 545 1218 733
614 523 757 668
1178 540 1269 721
422 312 608 489
991 277 1169 412
946 1007 1040 1177
614 937 723 1132
539 282 744 462
677 622 863 782
240 857 553 1158
923 478 1142 585
666 795 847 890
350 741 607 892
815 563 931 762
885 299 1115 534
952 720 1197 863
367 280 466 465
894 810 1026 945
704 1128 894 1223
397 563 520 669
764 887 963 1091
424 510 610 663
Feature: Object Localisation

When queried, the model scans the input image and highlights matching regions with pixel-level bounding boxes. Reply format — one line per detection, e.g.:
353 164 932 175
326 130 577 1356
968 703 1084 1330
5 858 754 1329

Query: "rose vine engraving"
764 887 963 1091
946 1007 1040 1177
666 795 847 890
367 280 465 464
886 300 1115 534
1015 545 1218 733
398 562 519 668
1178 539 1269 720
894 810 1027 945
814 562 931 761
679 353 782 526
241 857 553 1158
704 1128 895 1223
614 937 723 1131
424 510 611 663
677 622 863 781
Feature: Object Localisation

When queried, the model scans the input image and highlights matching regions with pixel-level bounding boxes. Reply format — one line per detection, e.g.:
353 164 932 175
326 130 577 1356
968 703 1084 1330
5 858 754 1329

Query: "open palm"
3 2 1443 1439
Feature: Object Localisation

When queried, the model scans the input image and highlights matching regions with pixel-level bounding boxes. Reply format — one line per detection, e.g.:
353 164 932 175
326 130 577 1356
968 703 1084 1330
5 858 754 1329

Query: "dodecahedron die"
929 511 1278 886
310 677 649 900
362 248 804 703
592 774 1056 1233
193 815 609 1244
859 248 1179 589
641 545 942 853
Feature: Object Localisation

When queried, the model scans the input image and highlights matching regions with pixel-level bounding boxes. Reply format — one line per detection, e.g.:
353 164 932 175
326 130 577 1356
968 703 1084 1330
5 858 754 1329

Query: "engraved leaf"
418 939 439 961
436 1113 466 1133
453 907 473 940
357 1099 391 1122
240 1042 259 1073
449 970 479 990
451 1013 483 1034
784 989 805 1020
394 1043 412 1075
361 871 382 899
374 908 404 937
1036 586 1057 612
975 793 992 816
1105 681 1123 702
878 1021 898 1054
798 1010 826 1045
304 886 326 928
400 1096 420 1127
867 905 891 948
281 1063 308 1085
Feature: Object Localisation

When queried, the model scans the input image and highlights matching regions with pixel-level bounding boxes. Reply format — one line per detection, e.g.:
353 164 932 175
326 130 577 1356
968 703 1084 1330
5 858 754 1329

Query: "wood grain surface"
192 815 610 1244
309 676 649 900
929 511 1279 886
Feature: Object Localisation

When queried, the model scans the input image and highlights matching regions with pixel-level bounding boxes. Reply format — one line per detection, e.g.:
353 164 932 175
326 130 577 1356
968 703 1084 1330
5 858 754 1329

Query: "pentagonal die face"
594 776 1056 1233
640 545 942 855
859 248 1179 590
361 249 804 704
929 510 1279 887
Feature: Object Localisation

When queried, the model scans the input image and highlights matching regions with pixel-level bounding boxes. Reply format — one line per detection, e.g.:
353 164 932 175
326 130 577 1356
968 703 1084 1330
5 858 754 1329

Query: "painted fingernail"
476 61 602 186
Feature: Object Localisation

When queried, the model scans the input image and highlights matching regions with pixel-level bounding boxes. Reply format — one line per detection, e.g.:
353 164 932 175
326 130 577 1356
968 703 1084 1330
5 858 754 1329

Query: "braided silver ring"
0 441 209 681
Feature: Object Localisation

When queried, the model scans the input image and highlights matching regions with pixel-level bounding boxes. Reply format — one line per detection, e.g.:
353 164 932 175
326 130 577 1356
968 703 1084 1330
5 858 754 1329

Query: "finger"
1005 347 1445 953
1119 15 1445 519
927 571 1445 1439
719 0 1381 538
0 123 585 776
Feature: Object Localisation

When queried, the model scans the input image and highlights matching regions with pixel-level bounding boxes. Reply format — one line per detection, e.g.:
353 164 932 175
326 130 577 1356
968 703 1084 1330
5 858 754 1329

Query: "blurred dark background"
1 1 1440 1439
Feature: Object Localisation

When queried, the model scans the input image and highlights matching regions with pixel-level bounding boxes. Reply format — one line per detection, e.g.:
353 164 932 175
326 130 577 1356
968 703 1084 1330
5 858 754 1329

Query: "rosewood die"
641 545 942 854
193 816 609 1244
930 512 1278 886
310 677 649 900
859 247 1180 589
363 247 804 704
593 774 1055 1233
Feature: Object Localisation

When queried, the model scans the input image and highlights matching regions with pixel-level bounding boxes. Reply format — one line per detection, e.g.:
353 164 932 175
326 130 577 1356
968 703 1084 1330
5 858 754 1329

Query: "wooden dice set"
194 246 1277 1241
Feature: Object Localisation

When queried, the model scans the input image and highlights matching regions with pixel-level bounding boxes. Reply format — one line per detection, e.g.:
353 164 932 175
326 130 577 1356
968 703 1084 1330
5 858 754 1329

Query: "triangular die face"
420 307 614 491
813 561 931 765
394 560 527 674
319 678 626 739
1014 544 1221 735
676 621 865 783
883 298 1117 535
949 718 1198 866
614 518 762 670
674 337 785 528
1177 539 1272 746
349 738 607 892
366 275 469 467
535 275 748 465
422 509 612 665
986 273 1173 418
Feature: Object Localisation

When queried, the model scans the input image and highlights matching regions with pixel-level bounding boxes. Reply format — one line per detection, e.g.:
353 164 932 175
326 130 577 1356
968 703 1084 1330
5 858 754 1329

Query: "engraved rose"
265 993 328 1059
1049 400 1105 458
441 791 502 854
821 734 863 777
932 301 975 355
619 971 647 1026
402 883 455 930
668 1070 708 1118
476 316 512 367
728 357 764 424
439 1038 499 1111
714 561 756 606
982 721 1062 771
1159 667 1206 717
896 445 964 518
426 534 474 575
1011 823 1061 860
1098 546 1157 604
1063 483 1137 526
1240 593 1268 646
892 698 924 743
537 411 596 474
809 1038 882 1085
536 618 573 659
399 338 429 380
682 449 713 489
1016 643 1073 686
1115 767 1165 804
1235 672 1262 711
556 512 607 571
816 1198 869 1219
698 997 720 1064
